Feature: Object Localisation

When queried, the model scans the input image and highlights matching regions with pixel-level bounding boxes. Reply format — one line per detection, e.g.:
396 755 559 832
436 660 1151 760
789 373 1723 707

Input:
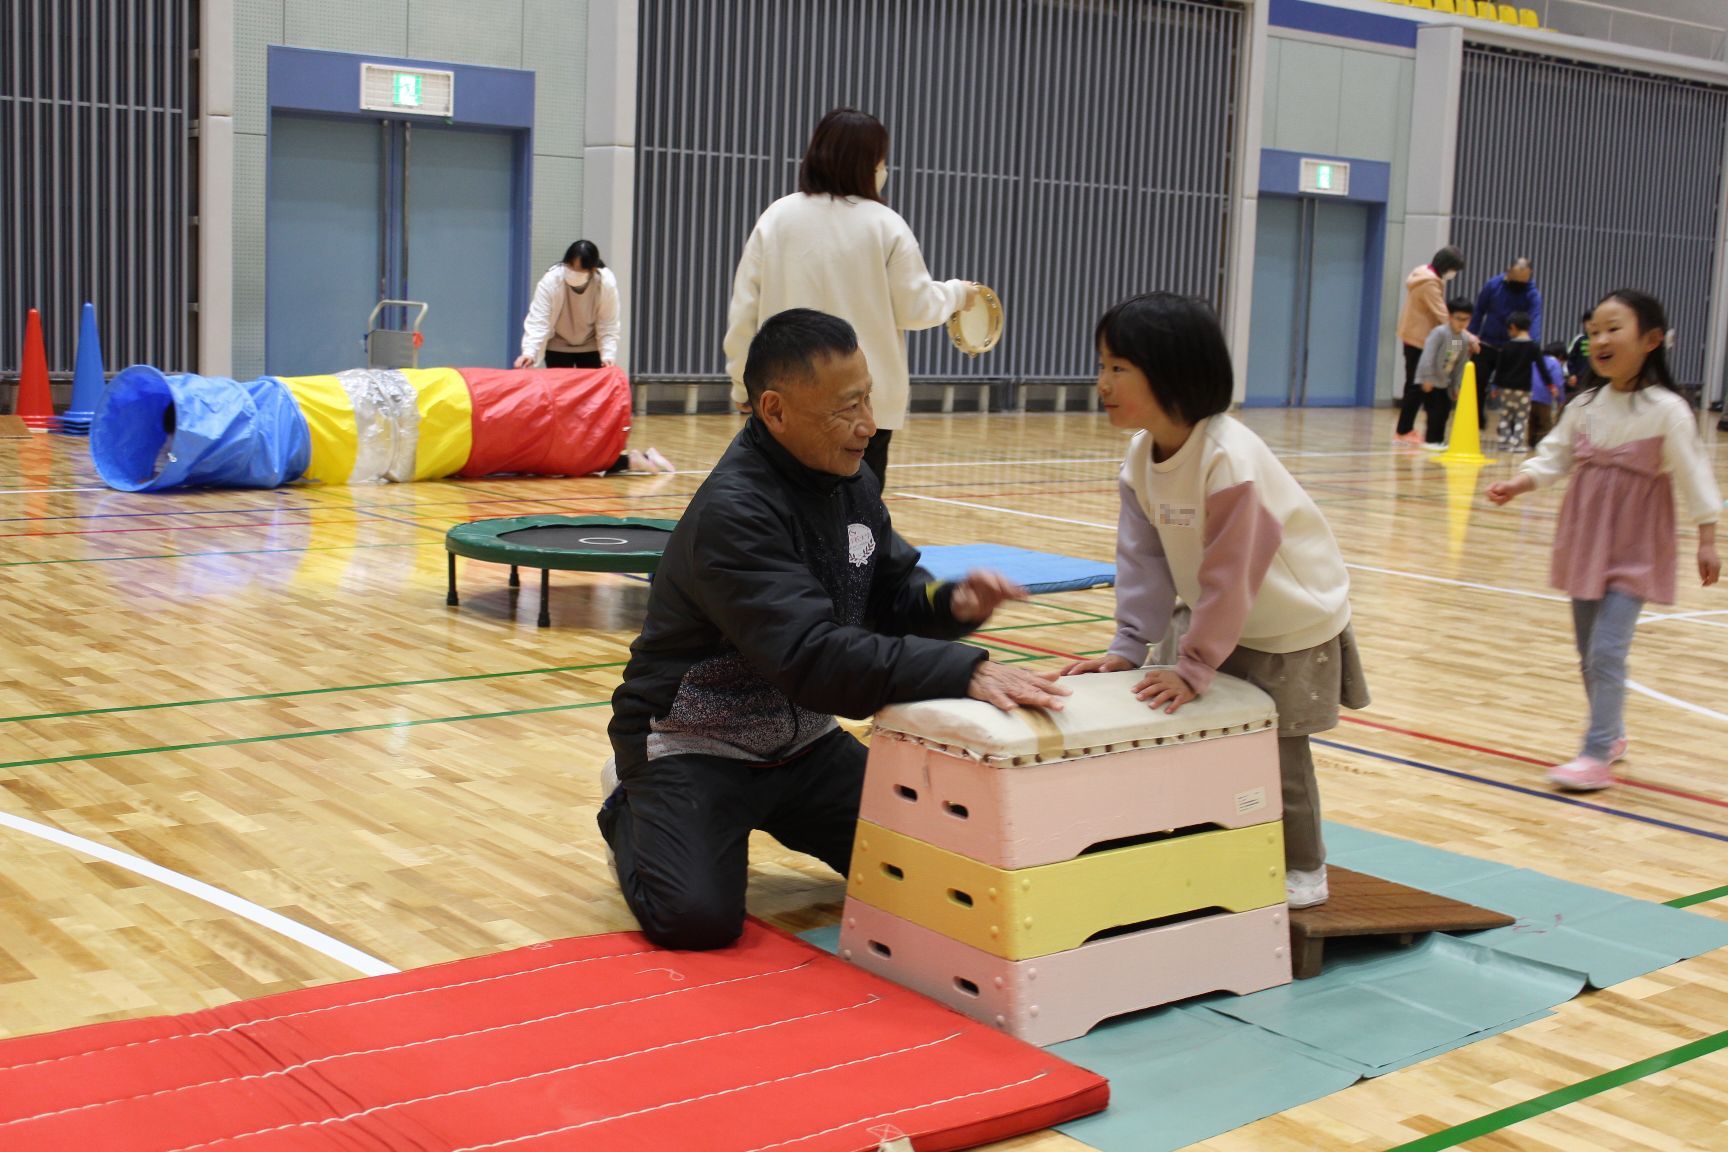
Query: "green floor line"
1666 883 1728 909
0 661 628 725
1026 598 1114 622
0 539 432 568
1385 1027 1728 1151
0 698 613 774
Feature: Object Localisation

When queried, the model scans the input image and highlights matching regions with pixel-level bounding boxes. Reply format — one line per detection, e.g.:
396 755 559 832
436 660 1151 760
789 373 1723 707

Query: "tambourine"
947 284 1004 357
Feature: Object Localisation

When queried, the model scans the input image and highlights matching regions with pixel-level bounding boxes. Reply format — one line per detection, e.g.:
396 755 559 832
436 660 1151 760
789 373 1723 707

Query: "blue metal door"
1303 201 1369 406
1245 197 1372 406
267 117 521 376
266 116 384 375
1246 198 1301 406
404 126 517 369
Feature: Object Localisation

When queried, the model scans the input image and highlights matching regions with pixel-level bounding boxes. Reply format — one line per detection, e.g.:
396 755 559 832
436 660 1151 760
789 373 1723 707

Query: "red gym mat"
0 920 1107 1151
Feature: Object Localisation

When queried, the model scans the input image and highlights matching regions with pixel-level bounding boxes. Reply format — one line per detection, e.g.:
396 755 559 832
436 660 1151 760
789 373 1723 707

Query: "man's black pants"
597 728 868 950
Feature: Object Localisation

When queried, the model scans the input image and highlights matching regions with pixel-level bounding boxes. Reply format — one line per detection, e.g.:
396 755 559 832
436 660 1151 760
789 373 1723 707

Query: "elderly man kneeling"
602 308 1066 949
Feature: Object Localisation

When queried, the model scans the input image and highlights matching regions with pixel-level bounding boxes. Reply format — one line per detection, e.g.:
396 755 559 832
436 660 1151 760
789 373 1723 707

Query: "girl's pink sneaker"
1547 755 1613 791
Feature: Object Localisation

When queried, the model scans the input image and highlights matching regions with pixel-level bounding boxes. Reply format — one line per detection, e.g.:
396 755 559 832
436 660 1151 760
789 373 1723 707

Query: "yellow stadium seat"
1498 4 1520 22
1456 0 1477 16
1432 0 1457 12
1519 8 1540 27
1410 0 1435 10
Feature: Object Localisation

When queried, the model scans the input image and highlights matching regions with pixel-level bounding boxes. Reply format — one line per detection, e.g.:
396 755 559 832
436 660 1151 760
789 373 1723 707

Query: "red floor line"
1340 716 1551 766
979 635 1087 661
1341 715 1728 813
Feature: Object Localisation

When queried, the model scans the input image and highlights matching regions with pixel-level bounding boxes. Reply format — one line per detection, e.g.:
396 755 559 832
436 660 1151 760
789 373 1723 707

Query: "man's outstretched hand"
950 570 1028 624
966 660 1071 712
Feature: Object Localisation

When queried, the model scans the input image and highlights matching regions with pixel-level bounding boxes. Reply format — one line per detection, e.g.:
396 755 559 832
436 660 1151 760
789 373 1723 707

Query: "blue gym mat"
915 544 1115 593
804 822 1728 1152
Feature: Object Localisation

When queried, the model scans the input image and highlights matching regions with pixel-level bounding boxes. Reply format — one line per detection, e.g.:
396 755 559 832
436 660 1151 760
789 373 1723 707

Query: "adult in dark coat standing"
1469 257 1544 428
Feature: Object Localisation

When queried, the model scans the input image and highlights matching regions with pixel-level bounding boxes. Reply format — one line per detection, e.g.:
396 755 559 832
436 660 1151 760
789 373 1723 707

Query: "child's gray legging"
1573 591 1641 760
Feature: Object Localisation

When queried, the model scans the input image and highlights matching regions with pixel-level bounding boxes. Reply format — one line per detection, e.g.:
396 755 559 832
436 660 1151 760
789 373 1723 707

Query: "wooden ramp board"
1288 867 1515 978
0 414 36 437
0 920 1107 1152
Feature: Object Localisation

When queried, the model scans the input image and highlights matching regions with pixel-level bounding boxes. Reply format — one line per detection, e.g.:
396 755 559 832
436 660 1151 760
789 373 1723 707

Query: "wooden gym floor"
1 406 1725 1150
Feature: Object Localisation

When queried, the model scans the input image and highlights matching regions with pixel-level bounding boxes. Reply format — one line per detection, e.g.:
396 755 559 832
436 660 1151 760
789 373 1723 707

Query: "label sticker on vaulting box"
1235 787 1267 816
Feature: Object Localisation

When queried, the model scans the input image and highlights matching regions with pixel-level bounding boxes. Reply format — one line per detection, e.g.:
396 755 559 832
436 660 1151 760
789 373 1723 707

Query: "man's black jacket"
608 419 986 769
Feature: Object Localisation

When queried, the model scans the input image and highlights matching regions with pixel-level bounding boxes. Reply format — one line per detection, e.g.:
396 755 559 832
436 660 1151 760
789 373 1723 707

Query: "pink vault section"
0 919 1107 1152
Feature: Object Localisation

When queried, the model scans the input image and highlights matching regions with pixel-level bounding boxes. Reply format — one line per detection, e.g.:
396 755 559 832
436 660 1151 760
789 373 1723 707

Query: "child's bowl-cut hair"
1095 292 1234 425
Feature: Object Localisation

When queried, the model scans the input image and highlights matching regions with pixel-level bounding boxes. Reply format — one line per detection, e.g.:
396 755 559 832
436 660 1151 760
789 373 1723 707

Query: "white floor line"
903 490 1728 725
0 810 398 977
1639 608 1728 622
889 455 1124 469
1340 563 1570 603
898 492 1115 530
0 486 108 495
1626 680 1728 724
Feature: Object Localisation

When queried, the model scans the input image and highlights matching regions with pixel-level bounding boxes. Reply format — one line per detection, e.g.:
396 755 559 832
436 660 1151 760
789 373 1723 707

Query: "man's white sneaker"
1286 866 1329 909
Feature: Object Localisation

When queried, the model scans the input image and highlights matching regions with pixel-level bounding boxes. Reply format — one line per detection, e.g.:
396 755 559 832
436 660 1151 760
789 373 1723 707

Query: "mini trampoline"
444 515 678 627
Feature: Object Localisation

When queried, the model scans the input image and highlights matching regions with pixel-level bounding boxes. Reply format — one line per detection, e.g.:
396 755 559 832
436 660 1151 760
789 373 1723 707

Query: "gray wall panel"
2 0 198 377
632 0 1242 384
1453 46 1728 384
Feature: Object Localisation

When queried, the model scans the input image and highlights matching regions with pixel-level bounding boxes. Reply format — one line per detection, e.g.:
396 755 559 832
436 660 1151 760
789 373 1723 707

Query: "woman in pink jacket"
1393 246 1468 443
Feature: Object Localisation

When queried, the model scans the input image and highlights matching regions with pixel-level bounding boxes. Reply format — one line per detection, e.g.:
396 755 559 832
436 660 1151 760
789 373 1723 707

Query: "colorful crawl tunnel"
90 366 633 492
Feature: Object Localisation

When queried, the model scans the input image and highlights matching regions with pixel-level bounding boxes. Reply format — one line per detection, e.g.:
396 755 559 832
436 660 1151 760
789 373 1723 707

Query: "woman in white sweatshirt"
514 240 671 473
517 240 621 369
723 108 976 485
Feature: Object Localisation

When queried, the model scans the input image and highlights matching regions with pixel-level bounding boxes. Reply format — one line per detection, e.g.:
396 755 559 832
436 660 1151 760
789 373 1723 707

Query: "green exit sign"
361 62 454 116
1298 157 1351 196
393 72 422 107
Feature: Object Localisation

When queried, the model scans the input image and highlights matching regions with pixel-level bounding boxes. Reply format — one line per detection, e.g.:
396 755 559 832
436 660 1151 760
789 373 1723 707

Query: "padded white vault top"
872 669 1277 763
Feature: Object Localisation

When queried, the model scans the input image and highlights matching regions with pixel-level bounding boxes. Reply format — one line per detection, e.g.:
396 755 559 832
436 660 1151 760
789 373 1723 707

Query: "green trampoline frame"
444 515 678 627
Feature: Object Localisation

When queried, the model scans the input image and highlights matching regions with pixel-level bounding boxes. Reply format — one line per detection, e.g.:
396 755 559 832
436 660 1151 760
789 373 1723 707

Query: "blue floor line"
1317 738 1728 845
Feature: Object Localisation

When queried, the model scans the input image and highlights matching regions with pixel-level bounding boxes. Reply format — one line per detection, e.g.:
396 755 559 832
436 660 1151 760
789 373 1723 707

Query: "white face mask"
874 163 888 194
563 268 592 288
1442 270 1457 283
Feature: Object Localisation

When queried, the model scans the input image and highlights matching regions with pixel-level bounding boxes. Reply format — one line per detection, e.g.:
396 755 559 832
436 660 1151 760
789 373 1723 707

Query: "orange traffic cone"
16 309 57 431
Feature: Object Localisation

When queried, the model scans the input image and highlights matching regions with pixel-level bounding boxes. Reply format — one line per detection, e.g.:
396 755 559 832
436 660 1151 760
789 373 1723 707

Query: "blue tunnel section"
90 367 312 492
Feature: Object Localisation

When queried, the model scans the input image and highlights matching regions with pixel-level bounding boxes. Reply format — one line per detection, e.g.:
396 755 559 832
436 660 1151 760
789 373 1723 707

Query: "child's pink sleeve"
1107 480 1177 667
1175 481 1283 692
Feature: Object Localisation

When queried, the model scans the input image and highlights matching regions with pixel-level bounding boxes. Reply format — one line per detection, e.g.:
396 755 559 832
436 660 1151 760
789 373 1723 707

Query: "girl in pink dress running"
1488 289 1720 790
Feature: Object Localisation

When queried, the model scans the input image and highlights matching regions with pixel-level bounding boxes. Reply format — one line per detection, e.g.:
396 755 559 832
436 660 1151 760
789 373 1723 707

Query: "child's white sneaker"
1608 737 1628 763
1286 866 1329 909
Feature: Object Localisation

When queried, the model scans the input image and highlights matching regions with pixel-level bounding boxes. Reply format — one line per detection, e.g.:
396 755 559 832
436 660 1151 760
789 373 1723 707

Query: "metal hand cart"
366 300 429 369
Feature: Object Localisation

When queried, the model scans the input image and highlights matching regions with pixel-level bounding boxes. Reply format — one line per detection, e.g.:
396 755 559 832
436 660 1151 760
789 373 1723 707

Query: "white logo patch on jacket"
847 523 876 567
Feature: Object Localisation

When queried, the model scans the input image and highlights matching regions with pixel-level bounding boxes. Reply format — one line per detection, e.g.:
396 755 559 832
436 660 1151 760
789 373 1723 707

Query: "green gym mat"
804 821 1728 1152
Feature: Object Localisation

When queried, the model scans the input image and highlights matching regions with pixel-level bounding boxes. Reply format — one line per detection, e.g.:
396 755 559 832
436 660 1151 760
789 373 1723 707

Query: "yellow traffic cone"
1439 361 1489 464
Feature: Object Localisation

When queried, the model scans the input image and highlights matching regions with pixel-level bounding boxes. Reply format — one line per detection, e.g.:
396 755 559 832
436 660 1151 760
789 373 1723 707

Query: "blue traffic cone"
58 302 103 435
